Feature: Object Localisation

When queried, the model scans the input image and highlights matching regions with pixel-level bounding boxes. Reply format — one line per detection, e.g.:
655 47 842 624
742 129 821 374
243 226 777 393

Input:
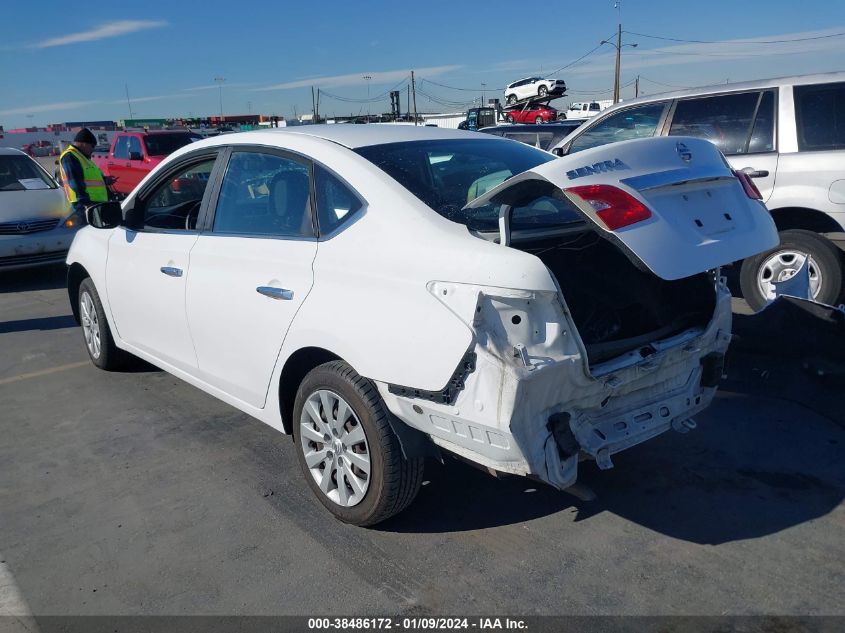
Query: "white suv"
67 126 775 525
552 72 845 310
504 77 567 104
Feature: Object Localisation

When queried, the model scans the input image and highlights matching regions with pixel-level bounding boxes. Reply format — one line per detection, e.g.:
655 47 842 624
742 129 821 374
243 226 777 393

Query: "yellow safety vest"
59 145 108 203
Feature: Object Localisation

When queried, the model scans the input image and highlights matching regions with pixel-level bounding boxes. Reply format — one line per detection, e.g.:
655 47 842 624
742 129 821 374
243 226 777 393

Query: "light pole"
481 82 486 106
214 76 225 121
600 36 637 104
362 75 372 119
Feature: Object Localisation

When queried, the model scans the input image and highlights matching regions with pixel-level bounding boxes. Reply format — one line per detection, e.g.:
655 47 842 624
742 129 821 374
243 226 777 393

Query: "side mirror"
129 151 143 161
552 148 564 157
86 201 123 229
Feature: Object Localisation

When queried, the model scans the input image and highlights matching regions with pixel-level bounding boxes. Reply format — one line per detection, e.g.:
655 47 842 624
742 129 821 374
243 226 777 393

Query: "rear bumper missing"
378 280 732 490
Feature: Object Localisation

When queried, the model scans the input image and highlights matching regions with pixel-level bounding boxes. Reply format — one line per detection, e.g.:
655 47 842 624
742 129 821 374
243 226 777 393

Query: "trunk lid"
463 136 778 280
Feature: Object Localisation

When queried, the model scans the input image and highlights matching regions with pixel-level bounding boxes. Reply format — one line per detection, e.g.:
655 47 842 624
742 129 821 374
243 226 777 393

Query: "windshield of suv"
144 133 203 157
0 154 57 191
355 138 582 232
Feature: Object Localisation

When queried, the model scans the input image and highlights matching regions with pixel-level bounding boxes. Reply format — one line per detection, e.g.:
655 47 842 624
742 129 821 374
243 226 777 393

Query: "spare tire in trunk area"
516 230 717 364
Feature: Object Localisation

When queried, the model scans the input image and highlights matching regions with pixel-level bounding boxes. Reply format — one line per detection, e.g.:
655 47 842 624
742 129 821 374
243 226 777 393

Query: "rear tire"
293 361 424 526
506 94 517 105
739 229 843 311
78 278 127 370
538 85 548 97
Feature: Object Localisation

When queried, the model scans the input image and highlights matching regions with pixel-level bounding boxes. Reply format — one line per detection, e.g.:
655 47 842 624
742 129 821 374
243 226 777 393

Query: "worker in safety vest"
58 128 112 213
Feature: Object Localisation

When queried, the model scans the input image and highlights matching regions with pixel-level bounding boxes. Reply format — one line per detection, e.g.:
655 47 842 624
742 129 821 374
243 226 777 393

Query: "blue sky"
1 0 844 126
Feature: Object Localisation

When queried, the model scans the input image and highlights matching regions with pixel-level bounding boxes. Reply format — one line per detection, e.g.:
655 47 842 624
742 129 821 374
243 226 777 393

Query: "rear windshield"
0 155 57 191
355 138 582 231
144 133 202 156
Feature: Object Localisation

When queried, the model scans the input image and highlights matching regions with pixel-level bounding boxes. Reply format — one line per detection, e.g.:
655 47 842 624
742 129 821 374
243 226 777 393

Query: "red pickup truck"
93 130 202 196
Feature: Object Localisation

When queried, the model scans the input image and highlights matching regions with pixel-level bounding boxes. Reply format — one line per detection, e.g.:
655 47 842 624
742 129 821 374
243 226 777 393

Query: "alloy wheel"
80 290 101 359
298 389 371 507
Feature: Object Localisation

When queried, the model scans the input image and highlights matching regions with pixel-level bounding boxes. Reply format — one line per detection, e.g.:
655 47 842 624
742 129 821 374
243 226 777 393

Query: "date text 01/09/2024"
307 617 528 630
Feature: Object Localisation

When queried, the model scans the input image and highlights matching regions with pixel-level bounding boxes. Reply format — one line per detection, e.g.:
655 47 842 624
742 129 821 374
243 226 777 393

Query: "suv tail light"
733 169 763 200
564 184 652 230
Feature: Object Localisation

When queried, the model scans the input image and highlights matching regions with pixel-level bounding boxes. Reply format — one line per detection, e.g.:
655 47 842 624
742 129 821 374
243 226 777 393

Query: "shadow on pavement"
0 263 66 294
0 314 77 334
380 384 843 543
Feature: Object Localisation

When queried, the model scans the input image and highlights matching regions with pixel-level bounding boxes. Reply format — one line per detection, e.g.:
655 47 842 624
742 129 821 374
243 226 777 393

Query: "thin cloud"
182 82 257 92
108 93 198 105
32 20 167 48
0 100 98 116
252 65 463 91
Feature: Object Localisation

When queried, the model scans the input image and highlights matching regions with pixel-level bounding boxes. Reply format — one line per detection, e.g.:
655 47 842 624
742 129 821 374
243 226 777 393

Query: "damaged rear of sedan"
67 126 777 526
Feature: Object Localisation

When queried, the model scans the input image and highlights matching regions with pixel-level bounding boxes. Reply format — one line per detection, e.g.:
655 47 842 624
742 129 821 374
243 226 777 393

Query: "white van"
553 72 845 310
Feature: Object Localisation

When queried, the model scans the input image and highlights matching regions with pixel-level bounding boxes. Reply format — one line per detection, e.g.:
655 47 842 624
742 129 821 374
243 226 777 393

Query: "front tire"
293 361 424 526
739 229 844 311
538 85 548 97
506 114 515 123
78 278 127 370
535 116 544 124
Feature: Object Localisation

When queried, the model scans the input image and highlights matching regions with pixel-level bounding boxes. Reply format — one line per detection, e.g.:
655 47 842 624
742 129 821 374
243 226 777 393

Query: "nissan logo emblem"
676 142 693 163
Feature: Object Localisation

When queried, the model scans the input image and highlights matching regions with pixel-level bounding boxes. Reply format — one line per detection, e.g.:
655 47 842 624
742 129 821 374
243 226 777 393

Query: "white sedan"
67 126 777 525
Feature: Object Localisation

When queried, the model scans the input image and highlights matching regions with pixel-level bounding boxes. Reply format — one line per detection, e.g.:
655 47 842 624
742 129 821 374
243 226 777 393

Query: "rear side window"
314 165 362 236
669 91 770 155
568 102 668 153
794 81 845 151
213 151 314 238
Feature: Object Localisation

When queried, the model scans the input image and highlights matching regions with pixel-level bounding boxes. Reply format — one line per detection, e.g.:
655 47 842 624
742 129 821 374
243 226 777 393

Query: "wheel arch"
278 346 342 434
768 207 844 234
67 262 91 325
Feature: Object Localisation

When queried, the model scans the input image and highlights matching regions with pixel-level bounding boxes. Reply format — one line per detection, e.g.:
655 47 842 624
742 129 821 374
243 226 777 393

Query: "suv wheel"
506 94 517 105
538 85 548 97
78 278 127 370
293 361 424 526
739 229 844 311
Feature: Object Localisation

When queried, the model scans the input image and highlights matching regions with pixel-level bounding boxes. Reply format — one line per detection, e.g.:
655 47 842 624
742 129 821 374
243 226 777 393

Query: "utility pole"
362 75 372 119
613 22 622 104
316 88 321 122
214 76 225 121
602 2 636 105
311 86 316 120
635 75 640 98
407 85 411 119
124 83 134 120
481 82 486 106
411 71 418 126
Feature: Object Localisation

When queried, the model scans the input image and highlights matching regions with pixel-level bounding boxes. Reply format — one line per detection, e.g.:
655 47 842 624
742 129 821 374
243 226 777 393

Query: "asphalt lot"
0 264 843 617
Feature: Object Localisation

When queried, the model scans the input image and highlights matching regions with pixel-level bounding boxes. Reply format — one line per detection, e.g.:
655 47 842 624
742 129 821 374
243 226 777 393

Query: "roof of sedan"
204 124 479 150
0 147 28 156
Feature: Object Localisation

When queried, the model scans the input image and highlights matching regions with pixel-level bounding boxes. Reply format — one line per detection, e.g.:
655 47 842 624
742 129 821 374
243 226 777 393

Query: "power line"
547 33 617 75
637 75 692 89
624 29 845 45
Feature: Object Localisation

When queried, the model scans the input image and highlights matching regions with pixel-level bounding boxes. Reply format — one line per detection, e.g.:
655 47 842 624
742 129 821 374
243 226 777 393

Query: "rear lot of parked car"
1 264 842 616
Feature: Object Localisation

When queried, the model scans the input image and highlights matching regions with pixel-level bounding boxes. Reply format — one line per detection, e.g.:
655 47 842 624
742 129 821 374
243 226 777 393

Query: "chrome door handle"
741 167 769 178
160 266 183 277
257 286 294 300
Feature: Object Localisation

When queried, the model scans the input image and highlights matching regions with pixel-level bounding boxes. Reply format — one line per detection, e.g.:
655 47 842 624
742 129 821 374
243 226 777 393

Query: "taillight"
564 184 652 230
733 169 763 200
